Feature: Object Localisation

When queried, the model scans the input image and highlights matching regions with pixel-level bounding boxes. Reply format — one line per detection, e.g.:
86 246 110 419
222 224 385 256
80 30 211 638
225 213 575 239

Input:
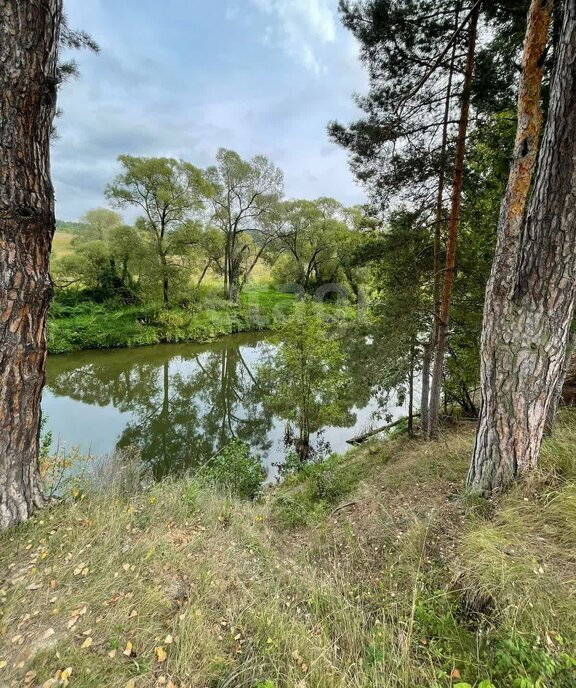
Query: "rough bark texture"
468 1 576 495
0 0 61 528
428 6 479 439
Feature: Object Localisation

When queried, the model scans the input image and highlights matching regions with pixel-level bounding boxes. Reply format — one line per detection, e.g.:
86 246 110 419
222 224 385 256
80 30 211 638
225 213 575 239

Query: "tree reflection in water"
45 330 381 480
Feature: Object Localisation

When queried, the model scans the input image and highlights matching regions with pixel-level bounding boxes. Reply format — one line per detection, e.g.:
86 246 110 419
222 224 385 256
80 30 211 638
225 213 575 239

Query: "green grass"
1 415 575 687
47 287 296 354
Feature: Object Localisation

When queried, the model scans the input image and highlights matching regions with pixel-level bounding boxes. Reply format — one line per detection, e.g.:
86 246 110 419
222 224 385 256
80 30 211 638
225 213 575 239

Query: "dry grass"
1 415 575 687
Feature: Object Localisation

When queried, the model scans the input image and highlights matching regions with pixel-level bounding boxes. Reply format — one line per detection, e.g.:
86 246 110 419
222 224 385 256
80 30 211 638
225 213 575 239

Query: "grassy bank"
47 287 296 354
1 416 575 687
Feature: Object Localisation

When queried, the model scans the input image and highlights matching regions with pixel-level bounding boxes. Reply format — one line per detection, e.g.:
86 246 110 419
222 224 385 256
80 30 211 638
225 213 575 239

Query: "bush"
202 441 266 500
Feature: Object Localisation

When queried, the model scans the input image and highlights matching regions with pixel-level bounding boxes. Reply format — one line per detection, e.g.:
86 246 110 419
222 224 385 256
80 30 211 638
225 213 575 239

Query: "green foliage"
105 156 208 305
203 148 284 301
269 198 361 295
259 300 351 465
271 452 362 528
47 288 296 353
202 441 266 500
489 633 576 688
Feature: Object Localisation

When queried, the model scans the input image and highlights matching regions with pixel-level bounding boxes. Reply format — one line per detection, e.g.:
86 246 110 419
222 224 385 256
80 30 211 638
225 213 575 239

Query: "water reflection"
43 333 395 480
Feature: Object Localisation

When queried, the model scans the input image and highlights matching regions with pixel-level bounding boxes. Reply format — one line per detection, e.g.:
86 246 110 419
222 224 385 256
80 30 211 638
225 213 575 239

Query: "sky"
53 0 368 221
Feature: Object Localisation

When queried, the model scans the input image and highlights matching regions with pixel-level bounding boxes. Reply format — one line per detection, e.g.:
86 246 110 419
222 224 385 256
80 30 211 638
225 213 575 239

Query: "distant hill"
56 219 87 235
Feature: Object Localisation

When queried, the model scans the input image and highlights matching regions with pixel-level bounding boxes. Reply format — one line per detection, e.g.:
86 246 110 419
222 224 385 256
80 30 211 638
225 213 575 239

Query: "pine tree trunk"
420 343 431 434
408 341 415 438
428 6 479 439
0 0 62 529
468 1 576 495
422 2 460 436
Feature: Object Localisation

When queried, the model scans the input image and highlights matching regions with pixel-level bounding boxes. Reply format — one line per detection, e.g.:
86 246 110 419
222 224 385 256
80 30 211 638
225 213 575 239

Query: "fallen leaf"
451 668 462 680
125 680 136 688
26 583 41 591
129 609 138 618
24 670 38 684
0 661 6 669
67 617 79 630
123 640 134 656
164 634 173 644
41 628 55 641
81 637 93 649
154 646 167 663
73 563 86 576
108 649 117 658
11 634 23 644
50 580 57 589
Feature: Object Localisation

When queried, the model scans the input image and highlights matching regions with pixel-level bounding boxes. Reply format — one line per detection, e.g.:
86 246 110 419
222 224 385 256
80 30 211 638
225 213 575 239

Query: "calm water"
43 332 408 481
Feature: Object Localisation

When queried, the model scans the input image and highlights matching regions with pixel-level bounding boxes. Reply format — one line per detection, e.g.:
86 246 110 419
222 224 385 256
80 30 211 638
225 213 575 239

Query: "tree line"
53 151 370 308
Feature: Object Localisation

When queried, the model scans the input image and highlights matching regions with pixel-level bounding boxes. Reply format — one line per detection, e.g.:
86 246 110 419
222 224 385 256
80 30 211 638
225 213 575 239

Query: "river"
43 332 409 481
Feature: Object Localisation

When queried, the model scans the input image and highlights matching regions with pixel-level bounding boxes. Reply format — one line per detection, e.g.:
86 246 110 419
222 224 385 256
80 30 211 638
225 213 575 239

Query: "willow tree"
468 0 576 494
204 149 284 302
106 156 207 306
0 1 63 528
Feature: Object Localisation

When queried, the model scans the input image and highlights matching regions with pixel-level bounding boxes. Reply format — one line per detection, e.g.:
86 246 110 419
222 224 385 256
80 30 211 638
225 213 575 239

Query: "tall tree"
106 156 206 306
427 4 480 439
204 149 283 302
468 0 576 495
0 1 63 528
330 1 484 437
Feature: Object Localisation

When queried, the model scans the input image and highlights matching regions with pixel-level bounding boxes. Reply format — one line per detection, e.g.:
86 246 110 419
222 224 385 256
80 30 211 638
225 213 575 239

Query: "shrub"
202 441 266 500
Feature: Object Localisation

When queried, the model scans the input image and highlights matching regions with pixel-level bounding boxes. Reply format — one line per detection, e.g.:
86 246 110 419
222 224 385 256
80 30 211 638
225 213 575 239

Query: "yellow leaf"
61 667 73 681
123 641 133 656
0 661 6 669
154 646 167 663
81 637 93 649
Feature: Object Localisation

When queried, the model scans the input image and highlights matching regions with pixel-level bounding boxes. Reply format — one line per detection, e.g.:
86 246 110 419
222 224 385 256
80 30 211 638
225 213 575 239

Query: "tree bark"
0 0 62 529
468 0 576 495
408 341 415 438
428 5 479 439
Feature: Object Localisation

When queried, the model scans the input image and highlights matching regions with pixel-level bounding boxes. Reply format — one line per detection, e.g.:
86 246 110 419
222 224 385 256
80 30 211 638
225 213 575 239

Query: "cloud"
239 0 337 75
51 0 366 220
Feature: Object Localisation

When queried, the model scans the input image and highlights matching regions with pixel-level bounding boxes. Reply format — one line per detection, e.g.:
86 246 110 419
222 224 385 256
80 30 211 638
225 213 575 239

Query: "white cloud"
240 0 337 75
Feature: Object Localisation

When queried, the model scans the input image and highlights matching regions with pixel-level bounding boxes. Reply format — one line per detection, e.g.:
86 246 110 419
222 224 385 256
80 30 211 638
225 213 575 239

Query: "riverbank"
1 416 575 687
47 287 296 354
